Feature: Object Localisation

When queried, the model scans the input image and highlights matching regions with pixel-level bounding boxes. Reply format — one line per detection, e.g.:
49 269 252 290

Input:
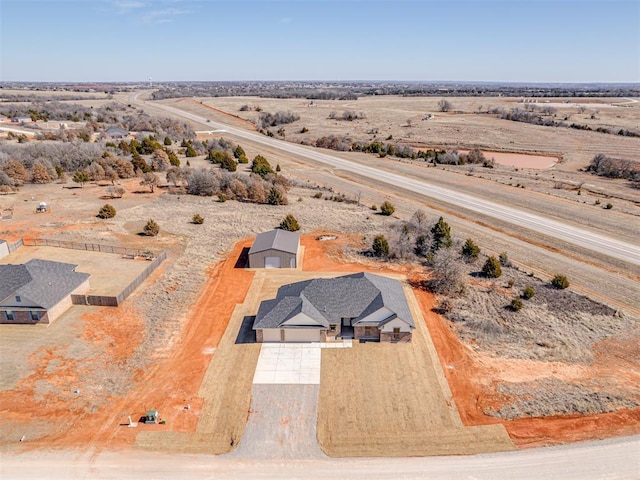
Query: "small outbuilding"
248 229 300 269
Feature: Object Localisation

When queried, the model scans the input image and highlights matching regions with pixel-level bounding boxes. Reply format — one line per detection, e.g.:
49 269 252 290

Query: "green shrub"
510 297 523 311
522 285 535 299
143 219 160 236
163 136 172 146
279 214 300 232
97 204 116 219
266 186 287 205
372 235 390 258
192 214 204 224
482 256 502 278
233 145 245 159
312 192 323 199
379 201 395 216
461 238 480 260
185 144 197 157
251 155 273 177
551 274 570 289
605 202 613 209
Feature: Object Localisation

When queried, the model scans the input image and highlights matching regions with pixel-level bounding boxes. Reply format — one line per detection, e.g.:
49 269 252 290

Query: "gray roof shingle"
253 272 414 330
0 259 90 309
249 229 300 255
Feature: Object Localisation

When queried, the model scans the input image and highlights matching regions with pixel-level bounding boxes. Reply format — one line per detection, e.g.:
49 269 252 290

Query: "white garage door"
261 329 281 342
264 256 281 268
285 329 321 343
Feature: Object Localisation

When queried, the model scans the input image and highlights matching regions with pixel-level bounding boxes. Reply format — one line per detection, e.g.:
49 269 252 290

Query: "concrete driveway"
252 342 351 385
231 341 352 459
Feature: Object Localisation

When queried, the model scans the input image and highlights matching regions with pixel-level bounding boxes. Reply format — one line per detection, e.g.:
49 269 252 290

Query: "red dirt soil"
414 288 640 447
2 232 638 451
0 239 255 451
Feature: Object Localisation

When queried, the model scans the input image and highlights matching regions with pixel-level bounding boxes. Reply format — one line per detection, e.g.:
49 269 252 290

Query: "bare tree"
140 172 160 192
437 99 453 112
428 248 463 294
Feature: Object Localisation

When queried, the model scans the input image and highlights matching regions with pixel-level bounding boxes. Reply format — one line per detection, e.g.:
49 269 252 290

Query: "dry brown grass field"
197 95 640 170
1 90 639 457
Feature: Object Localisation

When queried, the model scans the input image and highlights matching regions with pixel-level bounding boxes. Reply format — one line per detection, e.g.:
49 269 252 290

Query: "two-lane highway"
134 94 640 267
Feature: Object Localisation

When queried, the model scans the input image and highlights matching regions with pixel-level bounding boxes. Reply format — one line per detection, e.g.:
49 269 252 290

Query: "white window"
15 296 21 302
4 311 15 321
30 311 40 321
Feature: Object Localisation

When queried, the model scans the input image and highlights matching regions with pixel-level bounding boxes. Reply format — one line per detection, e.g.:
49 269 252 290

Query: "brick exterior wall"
380 331 412 343
256 330 263 343
1 310 48 324
354 325 381 341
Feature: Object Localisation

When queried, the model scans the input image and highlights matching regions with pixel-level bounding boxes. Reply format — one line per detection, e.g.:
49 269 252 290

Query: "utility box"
144 409 159 424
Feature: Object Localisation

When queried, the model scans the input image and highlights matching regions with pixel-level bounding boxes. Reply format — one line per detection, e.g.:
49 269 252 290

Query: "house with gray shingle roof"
248 229 300 269
0 259 90 324
253 272 414 343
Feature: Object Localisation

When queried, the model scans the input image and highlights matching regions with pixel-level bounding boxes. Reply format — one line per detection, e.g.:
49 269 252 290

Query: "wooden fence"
7 238 23 253
71 250 167 307
16 237 167 308
23 238 152 257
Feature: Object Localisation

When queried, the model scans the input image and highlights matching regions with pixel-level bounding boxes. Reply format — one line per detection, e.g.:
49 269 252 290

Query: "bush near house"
279 214 300 231
372 234 390 258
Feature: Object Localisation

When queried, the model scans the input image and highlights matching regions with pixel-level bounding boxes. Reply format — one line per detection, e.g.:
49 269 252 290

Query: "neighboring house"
104 127 129 139
248 229 300 269
253 272 415 343
0 259 90 324
0 240 9 260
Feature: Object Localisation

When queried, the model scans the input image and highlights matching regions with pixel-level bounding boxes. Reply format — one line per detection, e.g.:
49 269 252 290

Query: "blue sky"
1 0 638 83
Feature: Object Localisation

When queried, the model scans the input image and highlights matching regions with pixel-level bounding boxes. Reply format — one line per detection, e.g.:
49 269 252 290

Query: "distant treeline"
149 81 640 101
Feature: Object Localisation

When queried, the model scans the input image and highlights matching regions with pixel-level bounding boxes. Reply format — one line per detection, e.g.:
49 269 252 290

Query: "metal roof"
0 259 90 309
249 229 300 255
253 272 414 330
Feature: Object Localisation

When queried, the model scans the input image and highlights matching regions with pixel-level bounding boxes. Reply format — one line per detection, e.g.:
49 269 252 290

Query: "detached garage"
248 229 300 269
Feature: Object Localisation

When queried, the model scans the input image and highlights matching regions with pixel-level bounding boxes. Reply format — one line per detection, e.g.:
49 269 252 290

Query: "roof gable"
253 272 414 331
0 265 32 304
0 259 90 309
249 229 300 255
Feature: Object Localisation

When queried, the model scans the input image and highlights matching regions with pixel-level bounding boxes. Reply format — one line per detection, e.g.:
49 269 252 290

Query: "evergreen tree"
482 256 502 278
279 214 300 231
431 216 452 251
461 238 480 260
372 235 390 258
